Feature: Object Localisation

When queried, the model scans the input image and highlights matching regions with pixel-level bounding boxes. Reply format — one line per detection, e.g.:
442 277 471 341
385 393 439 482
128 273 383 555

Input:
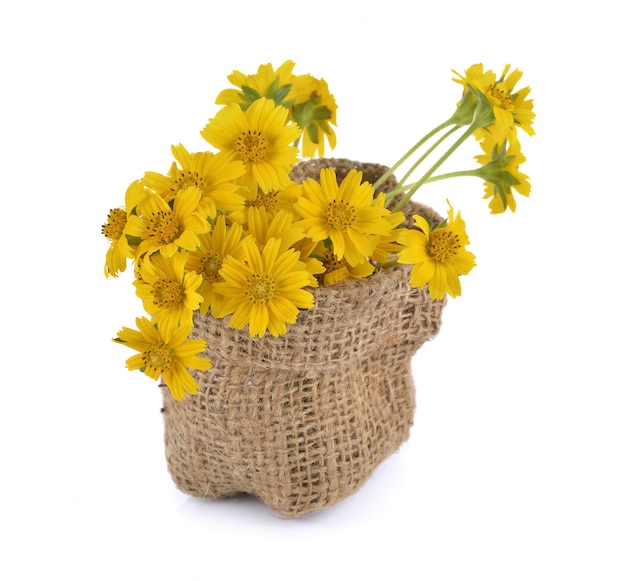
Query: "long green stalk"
384 126 461 207
372 119 455 191
389 123 479 213
425 168 482 183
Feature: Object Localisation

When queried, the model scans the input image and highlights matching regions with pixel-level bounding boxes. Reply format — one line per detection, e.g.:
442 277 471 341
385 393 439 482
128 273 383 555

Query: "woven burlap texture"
162 159 446 517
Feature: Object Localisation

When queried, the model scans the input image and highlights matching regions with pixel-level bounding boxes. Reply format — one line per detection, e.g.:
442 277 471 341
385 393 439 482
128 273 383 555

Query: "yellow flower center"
428 230 461 263
102 208 127 240
143 343 174 373
173 170 205 194
321 247 346 273
487 84 514 110
247 188 279 210
245 273 277 304
145 211 182 246
326 201 356 231
235 129 270 162
152 278 184 310
199 250 223 283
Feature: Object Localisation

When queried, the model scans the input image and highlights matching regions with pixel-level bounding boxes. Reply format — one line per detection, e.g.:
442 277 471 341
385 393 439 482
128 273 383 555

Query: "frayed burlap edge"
161 159 446 517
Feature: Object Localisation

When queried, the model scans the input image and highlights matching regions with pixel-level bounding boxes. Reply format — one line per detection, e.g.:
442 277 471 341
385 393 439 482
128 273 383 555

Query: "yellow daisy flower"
142 145 246 218
397 204 476 300
474 126 531 214
200 97 302 195
114 316 212 401
370 205 406 264
102 206 132 277
126 187 209 258
312 241 375 286
290 75 338 158
101 181 149 277
239 181 302 224
216 60 298 111
291 237 325 283
453 63 535 136
215 61 337 159
213 237 315 338
246 207 307 253
186 215 245 317
134 251 203 327
294 167 393 266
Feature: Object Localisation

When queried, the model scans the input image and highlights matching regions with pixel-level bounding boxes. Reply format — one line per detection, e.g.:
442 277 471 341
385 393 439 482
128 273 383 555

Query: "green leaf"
239 85 261 110
313 105 332 122
241 85 261 101
307 123 319 144
432 217 448 231
272 83 293 105
125 235 142 246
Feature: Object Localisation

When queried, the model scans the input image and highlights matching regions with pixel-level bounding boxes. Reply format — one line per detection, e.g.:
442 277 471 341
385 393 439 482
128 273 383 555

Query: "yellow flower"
294 167 393 266
453 63 535 136
200 97 301 195
370 205 406 264
216 60 298 110
290 74 338 158
134 251 203 327
312 241 375 285
474 126 531 213
246 207 307 253
102 207 132 277
244 207 321 283
213 237 315 338
397 204 476 300
142 145 246 218
291 237 325 283
186 215 245 317
114 316 212 401
239 181 302 224
215 61 337 158
126 186 209 258
101 181 147 277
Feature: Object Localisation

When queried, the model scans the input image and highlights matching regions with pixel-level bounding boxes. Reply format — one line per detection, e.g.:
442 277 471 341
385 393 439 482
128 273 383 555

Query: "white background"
1 1 624 579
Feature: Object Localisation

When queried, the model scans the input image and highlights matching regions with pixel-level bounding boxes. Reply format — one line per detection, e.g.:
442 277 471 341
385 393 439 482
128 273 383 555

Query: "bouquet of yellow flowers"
102 60 534 516
102 60 534 401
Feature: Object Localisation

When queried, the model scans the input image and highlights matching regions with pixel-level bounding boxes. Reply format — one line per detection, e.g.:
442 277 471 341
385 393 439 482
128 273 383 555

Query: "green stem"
372 118 455 191
396 125 461 188
379 259 398 269
385 125 461 206
389 120 482 213
425 168 482 183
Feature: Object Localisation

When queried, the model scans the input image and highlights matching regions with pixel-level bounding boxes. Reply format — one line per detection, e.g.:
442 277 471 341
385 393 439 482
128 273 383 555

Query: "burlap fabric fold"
161 159 446 517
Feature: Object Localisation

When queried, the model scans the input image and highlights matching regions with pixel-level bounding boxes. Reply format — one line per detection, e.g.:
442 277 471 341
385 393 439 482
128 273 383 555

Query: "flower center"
326 201 356 231
143 343 174 373
199 250 223 283
487 84 514 110
151 278 184 310
245 273 277 304
247 188 279 210
428 230 461 263
145 211 182 246
173 170 205 194
102 208 127 240
321 247 346 273
235 129 270 162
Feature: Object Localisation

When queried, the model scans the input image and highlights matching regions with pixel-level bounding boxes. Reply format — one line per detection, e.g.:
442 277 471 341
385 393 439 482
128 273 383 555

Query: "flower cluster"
102 61 534 399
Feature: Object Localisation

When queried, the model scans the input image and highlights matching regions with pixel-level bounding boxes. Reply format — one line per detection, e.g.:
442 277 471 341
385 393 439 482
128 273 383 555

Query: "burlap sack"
161 159 446 517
